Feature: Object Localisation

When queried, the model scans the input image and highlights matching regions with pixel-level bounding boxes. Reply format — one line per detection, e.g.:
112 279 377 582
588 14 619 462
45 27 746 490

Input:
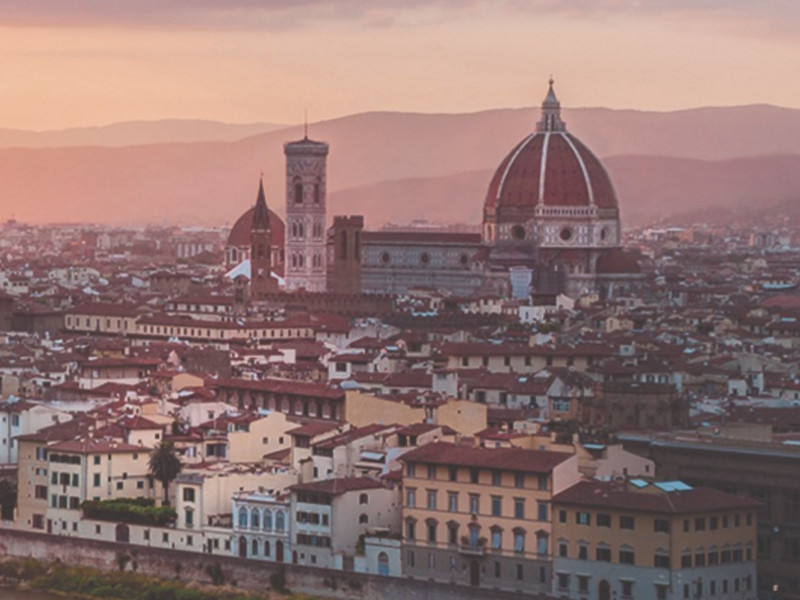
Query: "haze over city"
1 0 800 130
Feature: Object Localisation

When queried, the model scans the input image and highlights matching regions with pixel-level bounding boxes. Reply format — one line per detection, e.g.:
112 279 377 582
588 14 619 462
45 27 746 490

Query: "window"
597 513 611 527
578 545 588 560
426 521 437 543
406 520 416 540
576 511 591 525
596 547 611 562
31 515 43 529
537 475 548 491
537 502 547 522
654 553 670 568
654 519 669 533
681 553 692 568
655 584 668 600
491 528 502 550
558 542 568 557
469 494 480 514
491 496 502 517
183 488 195 503
448 466 457 482
406 488 416 508
515 498 525 519
557 574 569 590
621 581 634 598
470 469 479 484
492 471 501 486
578 576 589 593
515 472 525 488
448 522 458 545
695 517 706 531
513 529 525 553
536 532 548 556
426 490 437 510
359 493 368 505
447 492 458 512
558 510 567 523
93 456 100 465
620 515 635 530
427 465 436 480
185 508 194 528
34 485 47 499
695 551 706 567
406 550 415 568
620 548 635 564
710 516 718 530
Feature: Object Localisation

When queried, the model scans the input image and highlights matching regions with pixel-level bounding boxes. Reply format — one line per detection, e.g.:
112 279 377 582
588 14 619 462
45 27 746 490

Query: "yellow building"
399 441 579 595
551 479 759 600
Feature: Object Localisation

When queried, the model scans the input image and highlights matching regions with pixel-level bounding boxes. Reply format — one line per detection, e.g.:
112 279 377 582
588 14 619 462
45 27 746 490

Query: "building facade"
398 441 580 595
551 479 759 600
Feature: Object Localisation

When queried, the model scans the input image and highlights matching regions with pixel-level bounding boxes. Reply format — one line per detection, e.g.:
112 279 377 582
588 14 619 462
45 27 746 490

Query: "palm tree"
148 440 182 506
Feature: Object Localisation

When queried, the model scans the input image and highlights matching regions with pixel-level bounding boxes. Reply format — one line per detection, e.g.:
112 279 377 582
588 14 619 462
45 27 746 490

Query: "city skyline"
1 0 800 129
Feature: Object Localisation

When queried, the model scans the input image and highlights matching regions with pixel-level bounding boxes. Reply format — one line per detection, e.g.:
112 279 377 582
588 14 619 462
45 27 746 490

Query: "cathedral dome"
227 207 285 249
484 81 618 217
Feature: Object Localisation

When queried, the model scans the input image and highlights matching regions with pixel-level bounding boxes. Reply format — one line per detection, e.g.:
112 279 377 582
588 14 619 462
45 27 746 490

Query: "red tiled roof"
290 476 387 496
399 441 571 474
552 480 760 514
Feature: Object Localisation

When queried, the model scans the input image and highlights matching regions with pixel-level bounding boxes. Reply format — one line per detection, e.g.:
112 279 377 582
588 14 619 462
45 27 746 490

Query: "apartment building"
399 441 579 595
551 479 759 600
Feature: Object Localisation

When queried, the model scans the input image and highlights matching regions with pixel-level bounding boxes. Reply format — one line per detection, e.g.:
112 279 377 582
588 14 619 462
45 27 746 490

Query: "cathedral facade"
226 82 641 300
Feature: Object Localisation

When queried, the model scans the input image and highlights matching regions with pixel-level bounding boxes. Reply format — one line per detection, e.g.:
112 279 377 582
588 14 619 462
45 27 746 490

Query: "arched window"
359 493 369 505
251 509 261 529
513 527 526 553
536 531 549 555
314 181 321 204
276 510 286 532
294 180 303 204
264 509 273 531
238 507 248 529
359 513 369 524
252 538 259 556
264 540 271 556
490 526 502 550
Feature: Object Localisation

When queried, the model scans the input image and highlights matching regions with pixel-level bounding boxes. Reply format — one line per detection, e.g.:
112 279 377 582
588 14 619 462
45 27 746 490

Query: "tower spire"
252 176 271 231
537 78 566 133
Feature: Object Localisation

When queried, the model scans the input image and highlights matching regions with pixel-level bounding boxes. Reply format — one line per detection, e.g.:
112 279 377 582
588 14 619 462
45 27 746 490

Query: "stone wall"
0 528 552 600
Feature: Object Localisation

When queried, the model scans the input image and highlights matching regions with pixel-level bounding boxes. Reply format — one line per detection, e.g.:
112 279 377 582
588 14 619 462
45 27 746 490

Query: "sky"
1 0 800 130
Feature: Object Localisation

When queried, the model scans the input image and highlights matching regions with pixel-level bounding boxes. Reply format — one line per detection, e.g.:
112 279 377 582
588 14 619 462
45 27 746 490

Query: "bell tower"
284 133 329 292
250 178 278 299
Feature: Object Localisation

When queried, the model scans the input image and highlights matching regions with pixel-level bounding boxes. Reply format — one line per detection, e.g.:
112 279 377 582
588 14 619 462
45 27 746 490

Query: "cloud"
0 0 799 32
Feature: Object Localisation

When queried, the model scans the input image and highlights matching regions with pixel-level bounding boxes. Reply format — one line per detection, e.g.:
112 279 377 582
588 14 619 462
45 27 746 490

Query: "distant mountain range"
2 105 800 227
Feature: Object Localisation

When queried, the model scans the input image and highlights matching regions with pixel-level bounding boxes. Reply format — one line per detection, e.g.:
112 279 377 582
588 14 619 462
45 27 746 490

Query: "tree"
148 441 182 506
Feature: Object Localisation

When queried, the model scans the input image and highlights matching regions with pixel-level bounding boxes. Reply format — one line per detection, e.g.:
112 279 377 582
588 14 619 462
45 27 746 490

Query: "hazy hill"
0 119 286 148
4 105 800 225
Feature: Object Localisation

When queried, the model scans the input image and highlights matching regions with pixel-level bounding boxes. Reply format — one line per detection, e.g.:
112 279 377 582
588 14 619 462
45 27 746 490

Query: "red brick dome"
484 82 618 214
227 207 285 248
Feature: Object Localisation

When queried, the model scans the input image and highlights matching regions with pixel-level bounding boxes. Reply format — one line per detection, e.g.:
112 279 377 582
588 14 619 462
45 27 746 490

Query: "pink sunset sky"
0 0 799 129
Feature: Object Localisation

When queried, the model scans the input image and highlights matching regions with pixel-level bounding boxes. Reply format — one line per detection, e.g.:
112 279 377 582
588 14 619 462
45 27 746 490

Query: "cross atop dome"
537 79 566 133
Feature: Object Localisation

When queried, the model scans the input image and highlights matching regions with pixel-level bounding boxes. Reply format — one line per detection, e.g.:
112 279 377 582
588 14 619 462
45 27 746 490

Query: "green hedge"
81 498 177 526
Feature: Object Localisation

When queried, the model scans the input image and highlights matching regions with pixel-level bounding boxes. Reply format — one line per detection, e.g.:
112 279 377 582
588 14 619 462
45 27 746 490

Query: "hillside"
3 105 800 225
